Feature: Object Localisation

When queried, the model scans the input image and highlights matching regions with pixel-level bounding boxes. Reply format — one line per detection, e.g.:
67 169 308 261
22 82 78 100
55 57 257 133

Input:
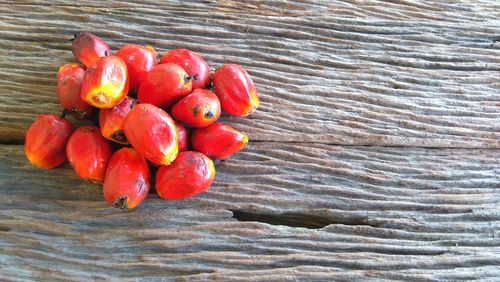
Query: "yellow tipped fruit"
213 64 260 117
25 114 75 169
122 104 179 166
81 55 129 109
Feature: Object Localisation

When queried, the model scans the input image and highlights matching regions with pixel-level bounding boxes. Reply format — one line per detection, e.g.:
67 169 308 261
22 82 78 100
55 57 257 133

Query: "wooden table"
1 1 499 280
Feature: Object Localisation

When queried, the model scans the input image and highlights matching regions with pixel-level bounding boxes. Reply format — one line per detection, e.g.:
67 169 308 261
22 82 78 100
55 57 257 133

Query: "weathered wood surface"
1 144 499 280
0 0 499 281
0 1 499 146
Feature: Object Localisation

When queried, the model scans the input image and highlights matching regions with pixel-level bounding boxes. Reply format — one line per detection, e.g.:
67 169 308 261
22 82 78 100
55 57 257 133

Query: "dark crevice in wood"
0 139 24 145
230 210 379 229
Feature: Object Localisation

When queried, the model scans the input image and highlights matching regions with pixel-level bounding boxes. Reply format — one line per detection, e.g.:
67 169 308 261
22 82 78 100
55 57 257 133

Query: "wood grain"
0 1 499 146
1 1 499 280
1 144 499 280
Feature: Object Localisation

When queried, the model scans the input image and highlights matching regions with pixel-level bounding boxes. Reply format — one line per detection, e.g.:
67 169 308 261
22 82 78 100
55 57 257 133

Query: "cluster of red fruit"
24 32 259 209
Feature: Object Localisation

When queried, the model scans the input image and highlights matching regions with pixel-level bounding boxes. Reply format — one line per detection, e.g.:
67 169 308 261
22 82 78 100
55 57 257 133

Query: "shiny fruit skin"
66 126 113 183
57 64 94 118
160 49 210 90
103 147 150 209
25 114 75 169
175 121 189 152
116 44 157 93
99 97 136 144
171 89 221 128
81 55 129 109
213 64 259 116
156 151 215 200
137 63 192 108
191 123 248 160
123 104 179 165
72 32 110 68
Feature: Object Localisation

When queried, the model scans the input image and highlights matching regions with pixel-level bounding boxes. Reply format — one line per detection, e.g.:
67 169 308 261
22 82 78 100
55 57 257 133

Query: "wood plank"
1 144 498 280
0 1 499 146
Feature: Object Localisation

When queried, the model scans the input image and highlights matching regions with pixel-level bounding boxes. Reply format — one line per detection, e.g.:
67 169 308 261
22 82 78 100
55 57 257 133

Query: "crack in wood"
230 210 379 229
0 140 24 145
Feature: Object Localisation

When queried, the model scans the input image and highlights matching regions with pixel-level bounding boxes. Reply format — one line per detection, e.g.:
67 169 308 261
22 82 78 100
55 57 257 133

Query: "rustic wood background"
0 0 499 280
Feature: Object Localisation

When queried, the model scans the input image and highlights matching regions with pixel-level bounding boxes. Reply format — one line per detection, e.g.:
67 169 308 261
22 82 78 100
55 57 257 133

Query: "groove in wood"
0 144 498 280
0 1 498 147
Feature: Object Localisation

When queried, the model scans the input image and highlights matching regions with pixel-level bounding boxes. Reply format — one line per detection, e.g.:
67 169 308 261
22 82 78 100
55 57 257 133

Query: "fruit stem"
186 73 198 82
104 50 109 57
111 130 128 144
69 33 76 42
204 110 214 119
113 196 128 210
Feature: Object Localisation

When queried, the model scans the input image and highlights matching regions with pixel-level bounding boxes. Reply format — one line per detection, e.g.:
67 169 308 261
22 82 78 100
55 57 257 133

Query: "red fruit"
72 32 110 68
191 123 248 160
116 44 157 93
99 97 136 144
175 121 189 152
156 151 215 200
160 48 210 90
25 114 75 169
57 64 93 118
171 89 221 128
123 104 179 165
213 64 259 116
103 147 150 209
66 126 113 183
81 55 129 109
137 63 194 108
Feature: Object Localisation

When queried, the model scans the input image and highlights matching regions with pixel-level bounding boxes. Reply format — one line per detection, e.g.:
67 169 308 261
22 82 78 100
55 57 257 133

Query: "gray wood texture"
0 1 499 146
0 0 499 281
1 144 499 280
